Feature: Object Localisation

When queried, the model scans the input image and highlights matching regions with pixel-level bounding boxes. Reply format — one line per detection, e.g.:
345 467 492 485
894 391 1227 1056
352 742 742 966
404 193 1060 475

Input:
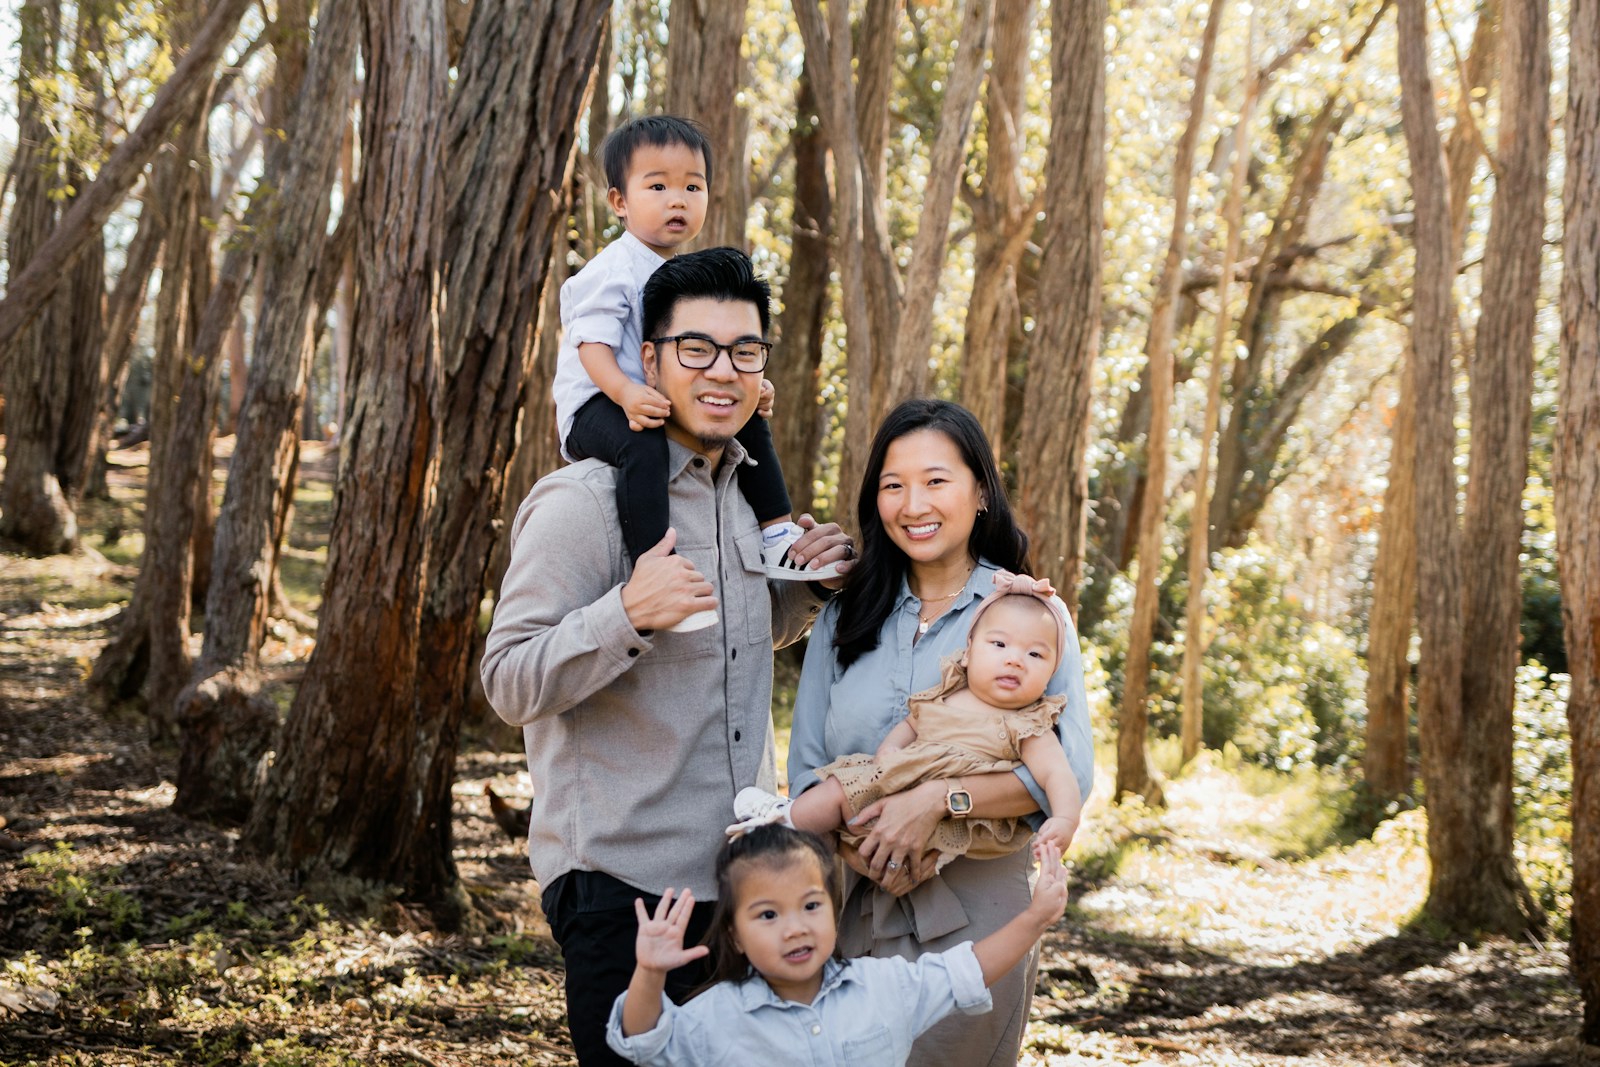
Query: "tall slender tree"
1560 0 1600 1035
664 0 749 249
244 0 451 887
1180 8 1259 765
960 0 1037 460
174 0 359 821
1115 0 1226 803
1013 0 1105 612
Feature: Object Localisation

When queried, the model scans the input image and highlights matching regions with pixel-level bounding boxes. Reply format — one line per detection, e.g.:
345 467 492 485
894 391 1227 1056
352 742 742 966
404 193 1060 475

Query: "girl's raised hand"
1029 840 1070 922
633 889 710 975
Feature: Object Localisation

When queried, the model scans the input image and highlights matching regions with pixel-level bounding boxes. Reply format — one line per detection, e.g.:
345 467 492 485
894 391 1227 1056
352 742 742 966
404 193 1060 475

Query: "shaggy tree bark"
882 0 993 409
664 0 749 249
1013 0 1105 613
1363 357 1418 802
1450 0 1548 936
0 0 252 354
1180 10 1259 764
1115 0 1225 804
1395 0 1542 934
174 0 357 822
244 0 449 887
771 67 831 521
1561 0 1600 1037
88 63 216 726
1364 0 1497 805
408 0 607 916
959 0 1036 459
1 0 79 555
793 0 900 525
1397 0 1491 936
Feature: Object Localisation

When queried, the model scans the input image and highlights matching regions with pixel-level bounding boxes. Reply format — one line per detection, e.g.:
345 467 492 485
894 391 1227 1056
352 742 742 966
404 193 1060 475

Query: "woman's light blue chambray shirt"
788 559 1094 814
604 941 990 1066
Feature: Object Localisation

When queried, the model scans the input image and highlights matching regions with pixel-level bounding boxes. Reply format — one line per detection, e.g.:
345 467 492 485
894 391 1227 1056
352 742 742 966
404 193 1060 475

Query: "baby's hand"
1036 815 1077 854
633 889 709 975
757 378 775 419
1028 841 1069 924
621 381 672 431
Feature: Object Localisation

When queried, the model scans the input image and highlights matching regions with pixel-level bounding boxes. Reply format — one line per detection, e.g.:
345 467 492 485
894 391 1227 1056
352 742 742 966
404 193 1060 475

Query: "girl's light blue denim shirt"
787 558 1094 819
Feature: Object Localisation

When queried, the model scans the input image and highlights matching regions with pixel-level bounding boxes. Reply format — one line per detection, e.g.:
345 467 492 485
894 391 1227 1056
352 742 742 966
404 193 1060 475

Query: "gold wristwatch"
945 778 973 818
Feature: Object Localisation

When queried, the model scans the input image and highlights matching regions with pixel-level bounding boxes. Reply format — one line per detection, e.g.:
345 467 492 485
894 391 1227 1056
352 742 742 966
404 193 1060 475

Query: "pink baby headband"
968 569 1069 657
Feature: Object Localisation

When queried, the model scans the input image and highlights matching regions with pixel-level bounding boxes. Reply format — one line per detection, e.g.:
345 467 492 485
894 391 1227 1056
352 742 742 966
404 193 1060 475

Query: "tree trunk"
881 0 992 413
1449 0 1548 936
1364 0 1498 809
174 0 357 823
959 0 1035 458
0 0 253 355
771 66 831 521
1363 354 1418 803
1115 0 1226 804
88 74 216 726
1397 0 1474 930
405 0 606 917
1180 9 1259 765
0 0 78 555
664 0 749 249
1560 0 1600 1037
243 0 449 889
1013 0 1105 615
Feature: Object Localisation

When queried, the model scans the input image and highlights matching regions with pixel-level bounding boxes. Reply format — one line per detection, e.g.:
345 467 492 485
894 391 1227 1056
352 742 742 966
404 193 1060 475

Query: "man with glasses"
482 247 855 1065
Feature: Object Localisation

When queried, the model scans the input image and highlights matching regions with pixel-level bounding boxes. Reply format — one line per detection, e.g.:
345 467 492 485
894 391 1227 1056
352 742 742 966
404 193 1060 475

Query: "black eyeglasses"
652 333 771 374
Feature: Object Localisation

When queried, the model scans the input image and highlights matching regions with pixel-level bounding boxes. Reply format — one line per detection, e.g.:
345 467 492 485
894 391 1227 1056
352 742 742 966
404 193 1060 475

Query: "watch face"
948 790 973 815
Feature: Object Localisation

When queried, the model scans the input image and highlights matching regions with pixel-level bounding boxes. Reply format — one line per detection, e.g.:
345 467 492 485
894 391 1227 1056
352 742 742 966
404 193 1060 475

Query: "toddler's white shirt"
552 230 667 460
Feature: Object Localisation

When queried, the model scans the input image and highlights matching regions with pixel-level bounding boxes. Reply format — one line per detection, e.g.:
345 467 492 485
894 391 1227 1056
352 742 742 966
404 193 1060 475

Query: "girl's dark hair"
833 398 1030 669
695 825 842 994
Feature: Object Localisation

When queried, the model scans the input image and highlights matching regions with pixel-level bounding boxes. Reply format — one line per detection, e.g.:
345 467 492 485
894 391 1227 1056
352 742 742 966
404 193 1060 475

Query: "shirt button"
627 648 640 657
693 457 706 468
730 648 738 660
810 1025 821 1035
734 730 742 741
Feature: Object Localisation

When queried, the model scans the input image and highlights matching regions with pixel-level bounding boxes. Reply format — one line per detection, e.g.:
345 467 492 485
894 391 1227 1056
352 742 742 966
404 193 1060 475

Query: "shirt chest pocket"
733 529 772 645
841 1025 897 1062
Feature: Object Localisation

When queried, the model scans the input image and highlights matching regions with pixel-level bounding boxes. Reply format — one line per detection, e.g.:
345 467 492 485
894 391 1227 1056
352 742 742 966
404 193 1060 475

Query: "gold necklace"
914 567 973 635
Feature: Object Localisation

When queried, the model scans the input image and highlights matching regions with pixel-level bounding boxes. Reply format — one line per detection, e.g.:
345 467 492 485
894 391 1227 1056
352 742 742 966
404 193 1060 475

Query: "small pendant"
918 619 931 636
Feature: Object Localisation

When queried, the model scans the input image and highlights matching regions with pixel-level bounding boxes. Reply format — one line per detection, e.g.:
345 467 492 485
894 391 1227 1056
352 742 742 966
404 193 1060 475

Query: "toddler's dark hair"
600 114 713 195
696 824 841 993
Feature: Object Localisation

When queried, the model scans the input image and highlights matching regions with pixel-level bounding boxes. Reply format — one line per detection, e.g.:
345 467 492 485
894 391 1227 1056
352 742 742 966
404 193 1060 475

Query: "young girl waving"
605 824 1068 1066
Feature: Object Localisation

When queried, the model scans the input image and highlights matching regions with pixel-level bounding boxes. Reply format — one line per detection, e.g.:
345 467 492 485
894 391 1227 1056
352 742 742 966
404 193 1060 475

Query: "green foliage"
1513 662 1571 936
26 841 145 938
1093 539 1368 772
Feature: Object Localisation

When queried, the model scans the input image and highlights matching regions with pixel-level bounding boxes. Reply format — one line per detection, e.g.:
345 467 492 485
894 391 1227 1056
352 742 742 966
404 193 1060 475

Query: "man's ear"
607 185 627 219
641 341 658 388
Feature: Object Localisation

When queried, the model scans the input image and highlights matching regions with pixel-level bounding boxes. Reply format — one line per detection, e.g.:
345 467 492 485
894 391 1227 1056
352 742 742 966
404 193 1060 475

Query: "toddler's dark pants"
566 393 794 564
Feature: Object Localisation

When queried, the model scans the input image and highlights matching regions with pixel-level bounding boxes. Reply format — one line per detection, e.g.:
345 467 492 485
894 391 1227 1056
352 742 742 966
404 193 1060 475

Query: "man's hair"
641 247 772 341
600 114 713 195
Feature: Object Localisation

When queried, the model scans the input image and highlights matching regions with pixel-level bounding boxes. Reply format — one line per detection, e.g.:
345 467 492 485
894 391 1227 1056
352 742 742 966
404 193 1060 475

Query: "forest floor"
0 441 1591 1066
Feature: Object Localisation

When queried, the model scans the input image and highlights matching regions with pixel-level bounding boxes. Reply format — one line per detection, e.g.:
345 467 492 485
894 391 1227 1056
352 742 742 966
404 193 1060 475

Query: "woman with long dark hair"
788 398 1093 1065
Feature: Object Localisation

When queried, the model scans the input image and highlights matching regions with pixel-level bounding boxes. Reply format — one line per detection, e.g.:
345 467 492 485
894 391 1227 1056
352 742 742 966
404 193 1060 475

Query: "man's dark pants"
542 870 716 1065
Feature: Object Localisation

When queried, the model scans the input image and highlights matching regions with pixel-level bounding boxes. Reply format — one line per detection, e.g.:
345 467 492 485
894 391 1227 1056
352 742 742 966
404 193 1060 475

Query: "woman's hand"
851 780 946 886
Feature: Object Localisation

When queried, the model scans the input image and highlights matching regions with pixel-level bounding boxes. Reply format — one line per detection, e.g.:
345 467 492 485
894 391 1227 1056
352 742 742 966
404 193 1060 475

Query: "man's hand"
757 378 776 419
786 513 856 589
633 889 709 975
620 381 672 431
622 529 717 631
